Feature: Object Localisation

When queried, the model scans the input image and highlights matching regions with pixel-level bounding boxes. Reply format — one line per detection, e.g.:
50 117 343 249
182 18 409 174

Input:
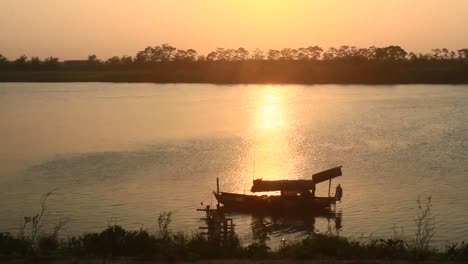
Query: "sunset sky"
2 0 468 60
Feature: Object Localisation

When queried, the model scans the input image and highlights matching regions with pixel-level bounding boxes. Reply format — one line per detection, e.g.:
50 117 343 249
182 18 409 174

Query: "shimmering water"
0 83 466 247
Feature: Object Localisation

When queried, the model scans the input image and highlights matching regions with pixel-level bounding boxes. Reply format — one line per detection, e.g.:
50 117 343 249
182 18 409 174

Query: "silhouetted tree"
431 48 456 60
252 48 265 60
186 49 198 61
174 49 188 61
449 50 457 59
44 57 59 67
147 46 161 62
135 47 152 63
215 48 229 61
87 54 101 66
296 48 308 60
206 51 218 61
15 55 28 65
417 52 432 61
306 46 323 60
120 55 133 65
227 49 237 60
337 45 352 58
323 47 338 60
294 46 322 60
30 56 41 66
159 44 177 62
267 49 280 60
88 54 99 64
280 48 297 60
136 44 185 63
366 46 378 60
106 56 121 65
374 46 407 60
458 49 468 60
0 54 8 64
441 48 450 59
408 52 418 61
355 48 372 60
234 47 249 60
431 48 444 60
88 54 97 62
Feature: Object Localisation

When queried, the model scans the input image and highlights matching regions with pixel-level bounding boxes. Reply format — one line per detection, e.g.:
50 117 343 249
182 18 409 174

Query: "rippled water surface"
0 83 466 247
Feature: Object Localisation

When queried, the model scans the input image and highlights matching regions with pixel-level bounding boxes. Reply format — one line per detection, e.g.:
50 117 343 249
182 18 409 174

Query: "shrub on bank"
445 241 468 261
277 234 444 260
0 232 31 256
277 233 359 259
59 225 243 260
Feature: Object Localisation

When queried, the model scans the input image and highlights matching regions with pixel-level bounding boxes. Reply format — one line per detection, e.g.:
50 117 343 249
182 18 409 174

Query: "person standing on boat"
335 184 343 201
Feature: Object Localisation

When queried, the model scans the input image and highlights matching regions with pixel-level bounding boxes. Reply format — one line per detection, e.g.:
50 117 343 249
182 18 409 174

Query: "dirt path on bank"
0 258 461 264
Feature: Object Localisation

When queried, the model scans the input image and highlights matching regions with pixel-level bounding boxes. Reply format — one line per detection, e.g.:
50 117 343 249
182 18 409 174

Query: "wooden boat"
214 166 343 214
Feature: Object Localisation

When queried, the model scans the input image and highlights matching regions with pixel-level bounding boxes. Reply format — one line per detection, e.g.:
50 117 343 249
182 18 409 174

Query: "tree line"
2 44 468 68
1 44 468 84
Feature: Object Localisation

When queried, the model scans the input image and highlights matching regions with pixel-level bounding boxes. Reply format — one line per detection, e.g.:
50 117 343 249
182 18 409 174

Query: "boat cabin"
250 166 343 198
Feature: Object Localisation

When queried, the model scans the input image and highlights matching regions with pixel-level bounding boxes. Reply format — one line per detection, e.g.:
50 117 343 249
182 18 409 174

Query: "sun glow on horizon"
3 0 468 59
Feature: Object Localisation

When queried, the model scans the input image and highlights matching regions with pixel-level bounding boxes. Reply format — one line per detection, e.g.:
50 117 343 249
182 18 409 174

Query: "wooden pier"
197 205 235 244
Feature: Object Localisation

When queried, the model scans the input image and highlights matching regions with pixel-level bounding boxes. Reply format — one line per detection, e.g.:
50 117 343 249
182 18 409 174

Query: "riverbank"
2 196 466 261
1 224 467 261
2 44 468 85
1 258 464 264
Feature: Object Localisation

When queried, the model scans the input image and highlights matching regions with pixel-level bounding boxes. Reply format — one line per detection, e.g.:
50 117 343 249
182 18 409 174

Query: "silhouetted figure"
335 184 343 201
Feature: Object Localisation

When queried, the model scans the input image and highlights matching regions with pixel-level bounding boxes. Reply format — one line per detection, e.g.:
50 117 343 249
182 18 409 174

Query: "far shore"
2 44 468 85
1 68 468 85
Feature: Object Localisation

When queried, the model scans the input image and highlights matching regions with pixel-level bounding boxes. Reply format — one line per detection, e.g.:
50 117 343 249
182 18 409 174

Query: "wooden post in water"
328 179 332 197
216 177 220 194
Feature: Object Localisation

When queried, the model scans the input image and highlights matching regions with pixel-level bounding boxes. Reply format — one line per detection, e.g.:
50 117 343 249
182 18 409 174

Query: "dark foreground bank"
0 258 464 264
2 224 467 261
1 194 467 261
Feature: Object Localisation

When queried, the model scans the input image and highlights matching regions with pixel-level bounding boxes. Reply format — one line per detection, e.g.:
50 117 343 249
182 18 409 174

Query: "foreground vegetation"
1 44 468 84
2 225 468 261
1 196 467 261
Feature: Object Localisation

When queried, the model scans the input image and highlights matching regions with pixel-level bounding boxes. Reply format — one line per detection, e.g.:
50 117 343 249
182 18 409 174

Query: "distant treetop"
2 44 468 66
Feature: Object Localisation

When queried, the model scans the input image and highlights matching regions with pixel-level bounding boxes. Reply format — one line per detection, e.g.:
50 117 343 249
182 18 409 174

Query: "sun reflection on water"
256 89 285 130
246 86 300 185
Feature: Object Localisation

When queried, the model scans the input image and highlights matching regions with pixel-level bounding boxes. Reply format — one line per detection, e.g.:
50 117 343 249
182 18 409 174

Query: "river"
0 83 466 247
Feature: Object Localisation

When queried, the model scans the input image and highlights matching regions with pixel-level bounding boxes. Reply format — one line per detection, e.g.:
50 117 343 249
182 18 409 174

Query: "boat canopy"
250 166 342 192
250 179 314 192
312 166 342 184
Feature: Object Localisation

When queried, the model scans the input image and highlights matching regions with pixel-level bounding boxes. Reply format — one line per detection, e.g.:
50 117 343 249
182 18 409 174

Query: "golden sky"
1 0 468 60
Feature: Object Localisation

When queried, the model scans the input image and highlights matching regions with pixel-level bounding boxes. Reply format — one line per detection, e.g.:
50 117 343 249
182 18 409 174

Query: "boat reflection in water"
249 210 343 241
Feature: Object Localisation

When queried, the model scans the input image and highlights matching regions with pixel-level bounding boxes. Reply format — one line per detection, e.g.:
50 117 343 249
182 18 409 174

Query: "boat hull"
214 192 336 215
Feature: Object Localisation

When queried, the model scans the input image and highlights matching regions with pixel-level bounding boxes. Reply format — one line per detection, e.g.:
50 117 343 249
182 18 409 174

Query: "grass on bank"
1 195 467 261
